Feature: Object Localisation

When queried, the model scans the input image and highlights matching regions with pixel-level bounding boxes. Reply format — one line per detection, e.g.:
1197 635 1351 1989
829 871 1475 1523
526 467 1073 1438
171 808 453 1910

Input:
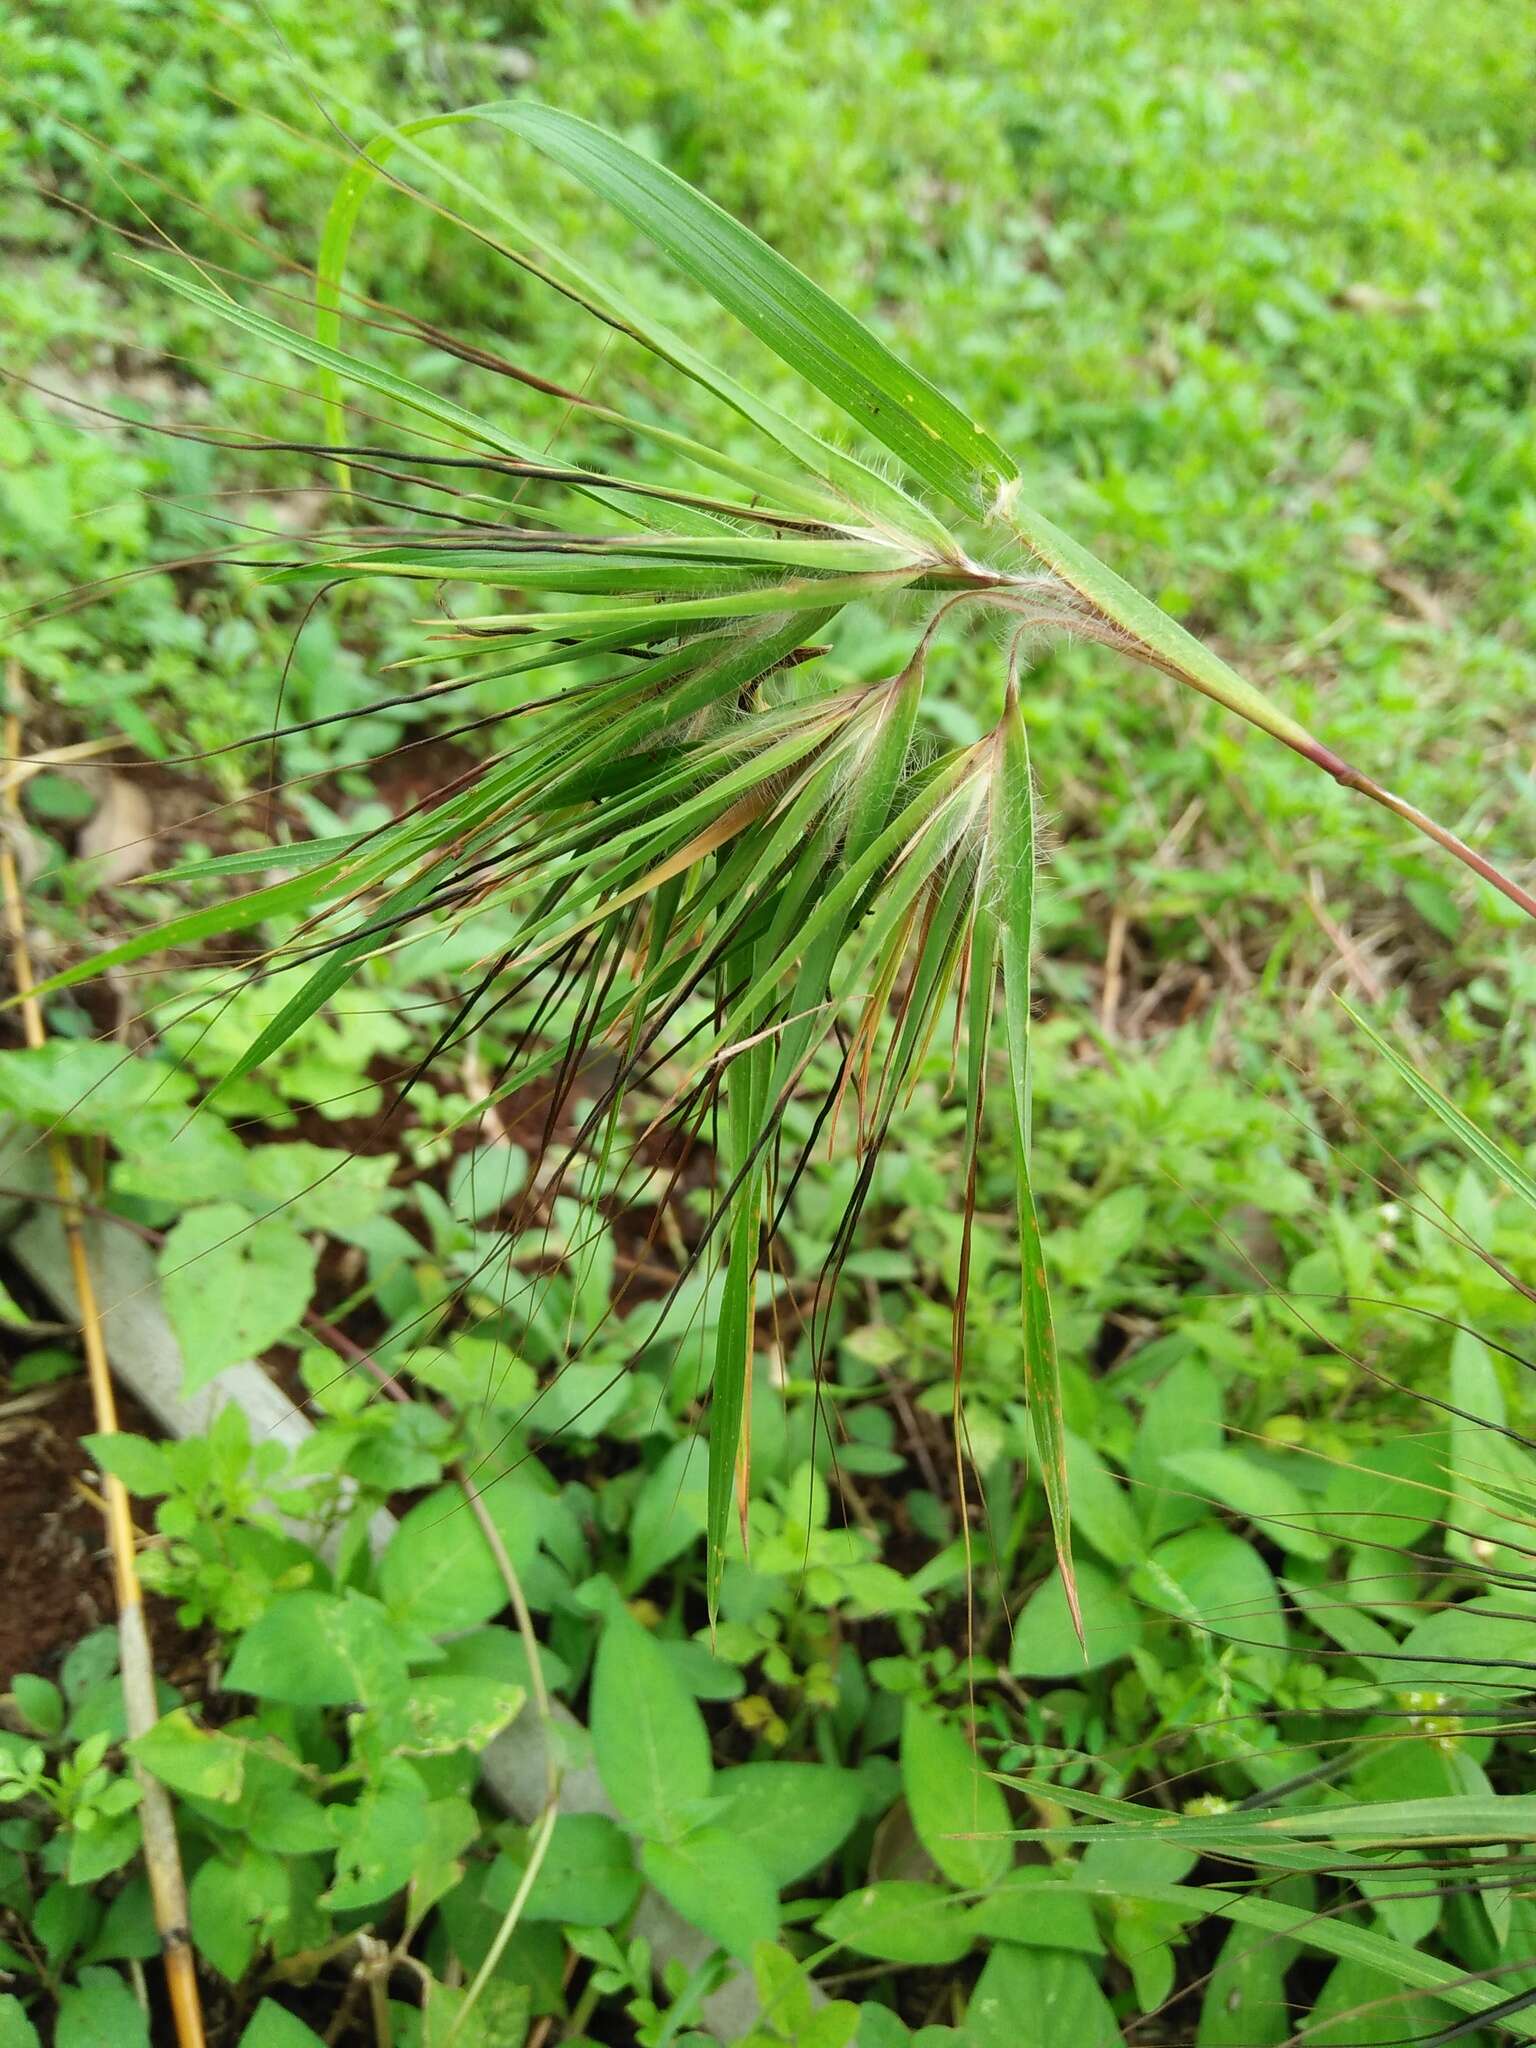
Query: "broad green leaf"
1198 1924 1293 2045
1162 1448 1330 1561
588 1605 711 1840
372 1676 525 1757
969 1871 1103 1954
968 1946 1119 2048
715 1762 865 1889
1305 1960 1476 2046
853 2009 907 2048
66 1809 141 1889
815 1882 974 1967
128 1708 245 1803
900 1700 1011 1892
195 1748 334 1858
0 1043 192 1133
1283 1576 1400 1670
751 1946 858 2048
81 1434 174 1500
1061 1431 1141 1568
224 1591 408 1708
413 1979 531 2048
0 1997 41 2048
1132 1357 1224 1542
640 1827 779 1959
1134 1526 1287 1667
377 1485 539 1638
60 1875 155 1976
484 1813 640 1928
1393 1597 1536 1702
431 1625 567 1700
237 2004 328 2048
189 1848 288 1981
159 1203 316 1390
35 1884 97 1971
55 1969 151 2048
239 1145 398 1242
1318 1437 1444 1551
322 1757 433 1911
1011 1558 1140 1677
624 1439 708 1592
11 1675 63 1738
447 1143 528 1225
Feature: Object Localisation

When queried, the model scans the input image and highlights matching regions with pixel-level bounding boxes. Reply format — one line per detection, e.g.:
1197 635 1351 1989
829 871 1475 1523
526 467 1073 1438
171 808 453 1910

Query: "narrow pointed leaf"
1342 1003 1536 1217
493 105 1018 522
991 690 1077 1641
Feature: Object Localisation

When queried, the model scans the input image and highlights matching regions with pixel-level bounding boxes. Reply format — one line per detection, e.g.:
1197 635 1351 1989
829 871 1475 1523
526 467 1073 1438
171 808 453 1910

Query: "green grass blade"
311 104 953 543
991 688 1077 1640
1342 1002 1536 1217
19 864 349 1001
1072 1878 1536 2040
491 104 1018 522
142 834 360 886
1001 501 1327 754
136 262 537 463
708 1075 764 1622
441 568 922 640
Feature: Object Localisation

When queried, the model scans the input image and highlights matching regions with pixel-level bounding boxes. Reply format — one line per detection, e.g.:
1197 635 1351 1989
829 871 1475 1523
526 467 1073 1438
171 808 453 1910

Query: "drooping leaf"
491 104 1016 521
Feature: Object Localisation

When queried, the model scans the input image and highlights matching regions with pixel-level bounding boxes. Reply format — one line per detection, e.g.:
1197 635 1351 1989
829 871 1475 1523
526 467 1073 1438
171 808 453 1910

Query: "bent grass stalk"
18 100 1536 1651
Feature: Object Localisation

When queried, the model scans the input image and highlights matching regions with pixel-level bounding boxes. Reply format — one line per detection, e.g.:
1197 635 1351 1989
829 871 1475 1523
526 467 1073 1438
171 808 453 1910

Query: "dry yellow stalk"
1 683 206 2048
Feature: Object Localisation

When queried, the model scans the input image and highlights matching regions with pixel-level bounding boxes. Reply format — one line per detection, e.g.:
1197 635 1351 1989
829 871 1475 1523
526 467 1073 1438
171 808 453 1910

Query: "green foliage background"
1 3 1534 2044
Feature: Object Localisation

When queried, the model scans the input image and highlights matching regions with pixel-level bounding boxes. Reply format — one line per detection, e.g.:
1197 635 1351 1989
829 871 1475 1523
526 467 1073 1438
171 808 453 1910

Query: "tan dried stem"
0 676 205 2048
445 1463 560 2042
